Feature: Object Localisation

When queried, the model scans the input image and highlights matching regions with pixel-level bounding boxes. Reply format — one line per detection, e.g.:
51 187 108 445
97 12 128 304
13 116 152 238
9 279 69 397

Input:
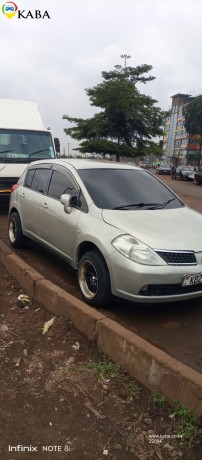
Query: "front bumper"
106 251 202 303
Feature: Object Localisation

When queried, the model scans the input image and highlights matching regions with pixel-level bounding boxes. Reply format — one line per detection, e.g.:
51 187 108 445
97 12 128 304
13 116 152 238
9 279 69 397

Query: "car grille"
156 251 196 265
139 283 202 296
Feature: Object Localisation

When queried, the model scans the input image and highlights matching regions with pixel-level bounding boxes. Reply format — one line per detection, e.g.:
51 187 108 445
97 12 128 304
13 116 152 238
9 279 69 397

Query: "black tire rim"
79 260 98 299
9 219 16 244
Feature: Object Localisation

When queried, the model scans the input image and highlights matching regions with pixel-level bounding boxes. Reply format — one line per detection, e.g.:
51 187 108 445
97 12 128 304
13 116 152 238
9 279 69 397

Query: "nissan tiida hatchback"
8 159 202 307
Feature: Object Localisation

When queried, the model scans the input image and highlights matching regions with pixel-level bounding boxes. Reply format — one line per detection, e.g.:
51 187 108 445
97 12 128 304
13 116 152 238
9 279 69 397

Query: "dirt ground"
0 262 202 460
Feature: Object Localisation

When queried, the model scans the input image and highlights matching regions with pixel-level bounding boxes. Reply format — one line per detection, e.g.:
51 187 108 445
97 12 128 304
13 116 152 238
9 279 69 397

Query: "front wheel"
78 251 111 307
195 175 202 185
8 212 27 248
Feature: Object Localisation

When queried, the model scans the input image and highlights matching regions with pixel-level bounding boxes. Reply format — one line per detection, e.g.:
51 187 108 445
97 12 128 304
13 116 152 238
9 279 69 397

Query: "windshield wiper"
113 202 160 210
148 198 176 209
29 149 50 158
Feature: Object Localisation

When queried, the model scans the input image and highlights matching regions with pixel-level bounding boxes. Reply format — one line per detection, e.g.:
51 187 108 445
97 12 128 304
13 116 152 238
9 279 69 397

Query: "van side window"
47 170 77 200
30 169 50 194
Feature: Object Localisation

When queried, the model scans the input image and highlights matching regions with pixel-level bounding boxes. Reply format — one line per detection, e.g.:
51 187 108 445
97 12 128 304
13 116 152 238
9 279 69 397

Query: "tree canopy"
63 63 164 162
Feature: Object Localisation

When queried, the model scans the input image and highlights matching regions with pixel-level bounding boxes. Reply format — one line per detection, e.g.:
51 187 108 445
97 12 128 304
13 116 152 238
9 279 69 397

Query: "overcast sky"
1 0 201 153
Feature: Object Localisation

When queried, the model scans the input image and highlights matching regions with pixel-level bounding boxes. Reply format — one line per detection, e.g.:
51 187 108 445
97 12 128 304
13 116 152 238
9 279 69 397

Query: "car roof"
29 158 142 171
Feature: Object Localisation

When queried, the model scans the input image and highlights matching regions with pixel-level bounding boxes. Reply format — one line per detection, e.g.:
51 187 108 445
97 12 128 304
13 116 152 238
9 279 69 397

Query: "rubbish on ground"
103 449 108 455
14 357 21 367
17 294 31 308
72 341 80 351
101 374 110 383
23 349 28 357
84 400 106 420
0 324 9 333
42 318 55 335
66 357 75 366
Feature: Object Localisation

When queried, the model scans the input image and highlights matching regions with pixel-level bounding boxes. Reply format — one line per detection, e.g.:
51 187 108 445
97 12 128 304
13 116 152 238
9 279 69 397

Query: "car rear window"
25 168 50 194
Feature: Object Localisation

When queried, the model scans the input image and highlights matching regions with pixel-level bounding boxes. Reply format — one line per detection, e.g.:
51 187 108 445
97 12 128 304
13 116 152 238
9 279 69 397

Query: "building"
163 93 202 166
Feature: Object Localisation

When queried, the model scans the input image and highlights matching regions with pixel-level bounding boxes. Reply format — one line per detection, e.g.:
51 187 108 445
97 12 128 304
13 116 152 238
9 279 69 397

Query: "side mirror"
60 194 72 214
54 137 60 154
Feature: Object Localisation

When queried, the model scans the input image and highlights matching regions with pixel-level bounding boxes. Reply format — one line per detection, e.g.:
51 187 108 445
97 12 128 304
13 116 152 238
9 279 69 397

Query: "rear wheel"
8 212 26 248
78 251 111 307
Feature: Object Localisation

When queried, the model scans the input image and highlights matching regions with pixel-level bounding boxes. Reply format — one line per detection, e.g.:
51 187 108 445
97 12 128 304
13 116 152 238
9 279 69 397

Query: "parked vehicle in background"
156 163 171 175
8 159 202 308
0 99 60 202
194 169 202 185
174 166 195 181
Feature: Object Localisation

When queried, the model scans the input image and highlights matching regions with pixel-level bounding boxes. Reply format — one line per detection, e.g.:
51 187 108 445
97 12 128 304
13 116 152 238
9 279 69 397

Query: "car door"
38 164 83 264
18 164 52 238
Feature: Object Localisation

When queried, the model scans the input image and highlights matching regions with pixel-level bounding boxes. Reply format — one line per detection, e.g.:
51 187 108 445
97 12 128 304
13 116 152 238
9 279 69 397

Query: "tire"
195 175 202 185
78 250 111 307
8 212 27 249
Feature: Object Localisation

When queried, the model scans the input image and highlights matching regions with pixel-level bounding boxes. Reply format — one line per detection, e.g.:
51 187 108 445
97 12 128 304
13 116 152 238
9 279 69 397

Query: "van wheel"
78 251 111 308
8 212 26 248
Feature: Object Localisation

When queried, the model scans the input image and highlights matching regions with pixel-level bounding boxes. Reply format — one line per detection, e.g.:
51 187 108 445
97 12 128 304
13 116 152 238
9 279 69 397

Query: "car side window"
29 169 51 194
47 170 77 200
24 169 35 188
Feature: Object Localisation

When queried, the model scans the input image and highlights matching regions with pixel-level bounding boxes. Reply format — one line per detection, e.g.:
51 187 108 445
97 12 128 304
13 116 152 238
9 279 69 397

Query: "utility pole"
68 143 70 156
120 54 131 68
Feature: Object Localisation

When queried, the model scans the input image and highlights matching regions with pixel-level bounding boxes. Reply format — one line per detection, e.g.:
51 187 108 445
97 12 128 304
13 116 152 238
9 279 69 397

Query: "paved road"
1 174 202 373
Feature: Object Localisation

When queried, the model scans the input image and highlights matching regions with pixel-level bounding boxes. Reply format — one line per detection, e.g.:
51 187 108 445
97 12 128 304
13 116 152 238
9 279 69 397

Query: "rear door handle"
42 203 48 208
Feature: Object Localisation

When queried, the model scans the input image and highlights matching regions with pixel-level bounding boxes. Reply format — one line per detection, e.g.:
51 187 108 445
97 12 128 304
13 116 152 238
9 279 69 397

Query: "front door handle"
42 203 48 208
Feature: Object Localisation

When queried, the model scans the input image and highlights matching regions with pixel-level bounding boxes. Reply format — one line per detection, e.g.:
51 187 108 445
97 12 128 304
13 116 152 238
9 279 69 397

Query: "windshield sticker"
7 153 28 158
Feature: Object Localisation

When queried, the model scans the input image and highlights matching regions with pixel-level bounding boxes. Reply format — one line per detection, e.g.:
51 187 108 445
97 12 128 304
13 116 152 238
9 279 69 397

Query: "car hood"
102 206 202 251
0 163 27 177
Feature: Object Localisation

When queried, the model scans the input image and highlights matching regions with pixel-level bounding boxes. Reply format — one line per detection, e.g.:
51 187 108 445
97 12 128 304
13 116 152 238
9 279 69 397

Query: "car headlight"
112 234 166 266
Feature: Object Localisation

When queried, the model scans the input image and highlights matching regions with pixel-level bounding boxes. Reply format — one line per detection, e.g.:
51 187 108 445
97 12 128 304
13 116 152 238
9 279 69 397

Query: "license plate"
182 273 202 286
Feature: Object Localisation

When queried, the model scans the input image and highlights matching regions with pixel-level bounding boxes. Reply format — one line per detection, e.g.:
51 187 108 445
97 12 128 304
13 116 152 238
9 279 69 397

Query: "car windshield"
160 164 170 168
0 129 55 163
78 168 184 210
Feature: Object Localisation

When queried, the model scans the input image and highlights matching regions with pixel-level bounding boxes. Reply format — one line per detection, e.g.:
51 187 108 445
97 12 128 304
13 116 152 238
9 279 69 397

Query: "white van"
0 99 60 202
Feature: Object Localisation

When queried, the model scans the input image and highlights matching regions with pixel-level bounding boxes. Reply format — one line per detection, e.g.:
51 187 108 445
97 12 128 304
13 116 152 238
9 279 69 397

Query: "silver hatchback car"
8 159 202 307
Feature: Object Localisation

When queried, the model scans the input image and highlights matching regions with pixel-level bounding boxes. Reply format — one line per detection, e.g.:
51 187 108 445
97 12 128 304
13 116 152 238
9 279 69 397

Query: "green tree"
184 96 202 166
63 63 164 162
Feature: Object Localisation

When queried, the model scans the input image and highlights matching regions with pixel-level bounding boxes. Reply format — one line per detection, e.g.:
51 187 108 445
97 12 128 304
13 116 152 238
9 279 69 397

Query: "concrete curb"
0 239 202 417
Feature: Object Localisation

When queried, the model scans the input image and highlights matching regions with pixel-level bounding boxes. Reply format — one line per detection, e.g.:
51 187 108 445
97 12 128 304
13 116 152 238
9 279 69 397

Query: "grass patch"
152 390 166 407
173 400 202 443
84 359 121 378
130 382 140 398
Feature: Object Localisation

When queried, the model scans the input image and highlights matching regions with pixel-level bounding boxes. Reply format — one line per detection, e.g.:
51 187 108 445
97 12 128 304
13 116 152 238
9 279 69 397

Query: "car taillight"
11 184 19 193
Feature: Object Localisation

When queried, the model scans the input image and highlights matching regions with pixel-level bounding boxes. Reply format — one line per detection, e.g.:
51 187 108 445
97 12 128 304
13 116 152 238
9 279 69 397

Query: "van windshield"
0 129 55 163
